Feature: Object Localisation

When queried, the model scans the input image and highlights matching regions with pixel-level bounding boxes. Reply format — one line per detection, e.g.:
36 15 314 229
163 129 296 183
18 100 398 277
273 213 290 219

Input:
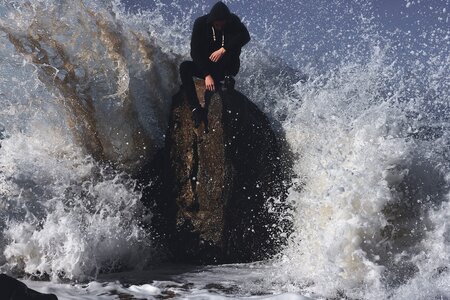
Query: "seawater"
0 0 448 299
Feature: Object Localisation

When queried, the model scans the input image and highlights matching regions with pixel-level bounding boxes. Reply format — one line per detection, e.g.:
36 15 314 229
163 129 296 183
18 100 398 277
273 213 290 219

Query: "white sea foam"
0 0 449 299
0 0 174 280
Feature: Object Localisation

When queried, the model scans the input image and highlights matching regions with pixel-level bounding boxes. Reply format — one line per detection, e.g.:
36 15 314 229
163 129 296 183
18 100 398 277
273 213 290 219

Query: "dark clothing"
190 13 250 78
180 2 250 110
180 61 219 110
207 1 231 23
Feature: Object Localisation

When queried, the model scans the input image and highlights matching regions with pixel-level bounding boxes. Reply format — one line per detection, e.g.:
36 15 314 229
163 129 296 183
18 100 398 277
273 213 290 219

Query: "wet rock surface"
0 274 58 300
142 81 291 264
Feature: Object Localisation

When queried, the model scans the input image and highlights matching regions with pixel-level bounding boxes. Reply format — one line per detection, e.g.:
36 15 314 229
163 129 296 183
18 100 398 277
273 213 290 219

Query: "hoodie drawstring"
212 26 225 47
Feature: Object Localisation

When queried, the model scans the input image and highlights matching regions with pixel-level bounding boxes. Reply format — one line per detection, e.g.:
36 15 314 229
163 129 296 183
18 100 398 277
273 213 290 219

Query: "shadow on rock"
0 274 58 300
138 82 293 264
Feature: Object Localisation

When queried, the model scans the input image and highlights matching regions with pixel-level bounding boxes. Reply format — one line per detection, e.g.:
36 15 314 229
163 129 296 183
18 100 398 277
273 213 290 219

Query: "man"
179 1 250 128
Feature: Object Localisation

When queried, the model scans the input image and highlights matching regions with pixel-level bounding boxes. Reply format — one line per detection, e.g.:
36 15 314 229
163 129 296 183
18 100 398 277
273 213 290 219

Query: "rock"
0 274 58 300
143 80 291 264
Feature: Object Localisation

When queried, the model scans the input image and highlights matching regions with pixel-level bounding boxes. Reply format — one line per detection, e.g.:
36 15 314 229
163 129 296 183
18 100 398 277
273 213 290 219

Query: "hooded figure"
179 1 250 128
207 1 231 23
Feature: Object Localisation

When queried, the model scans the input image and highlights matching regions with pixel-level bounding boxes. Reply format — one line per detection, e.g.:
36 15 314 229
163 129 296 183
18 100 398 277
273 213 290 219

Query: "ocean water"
0 0 449 299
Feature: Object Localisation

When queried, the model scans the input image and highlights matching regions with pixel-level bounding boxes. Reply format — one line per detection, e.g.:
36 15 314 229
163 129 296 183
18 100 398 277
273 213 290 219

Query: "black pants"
179 61 237 110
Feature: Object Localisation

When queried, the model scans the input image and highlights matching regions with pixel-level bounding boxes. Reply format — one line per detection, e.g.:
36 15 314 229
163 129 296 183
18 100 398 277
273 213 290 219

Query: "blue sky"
121 0 448 70
121 0 448 33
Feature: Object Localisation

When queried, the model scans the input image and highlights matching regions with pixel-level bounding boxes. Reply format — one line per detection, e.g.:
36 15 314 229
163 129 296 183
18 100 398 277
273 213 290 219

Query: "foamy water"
0 0 449 299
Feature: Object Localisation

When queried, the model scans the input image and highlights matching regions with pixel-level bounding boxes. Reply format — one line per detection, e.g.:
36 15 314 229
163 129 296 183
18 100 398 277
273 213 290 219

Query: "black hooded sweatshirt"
190 2 250 79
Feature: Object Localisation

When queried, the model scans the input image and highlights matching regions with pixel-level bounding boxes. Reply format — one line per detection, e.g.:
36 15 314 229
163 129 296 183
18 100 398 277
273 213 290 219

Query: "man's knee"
226 64 240 77
179 61 193 78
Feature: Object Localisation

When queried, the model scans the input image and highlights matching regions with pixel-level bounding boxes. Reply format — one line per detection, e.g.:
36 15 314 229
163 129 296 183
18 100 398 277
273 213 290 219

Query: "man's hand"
209 47 226 63
205 75 215 91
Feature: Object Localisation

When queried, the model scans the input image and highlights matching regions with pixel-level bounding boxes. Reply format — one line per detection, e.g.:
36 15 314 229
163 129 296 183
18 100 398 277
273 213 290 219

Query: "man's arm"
224 15 250 52
190 18 211 78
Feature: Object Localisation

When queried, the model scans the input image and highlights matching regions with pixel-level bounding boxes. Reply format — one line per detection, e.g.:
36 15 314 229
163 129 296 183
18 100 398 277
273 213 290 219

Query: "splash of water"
0 1 449 299
261 1 450 298
0 0 180 280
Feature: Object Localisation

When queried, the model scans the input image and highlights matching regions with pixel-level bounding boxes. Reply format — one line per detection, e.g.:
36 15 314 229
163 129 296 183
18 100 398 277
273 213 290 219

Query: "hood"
207 2 231 23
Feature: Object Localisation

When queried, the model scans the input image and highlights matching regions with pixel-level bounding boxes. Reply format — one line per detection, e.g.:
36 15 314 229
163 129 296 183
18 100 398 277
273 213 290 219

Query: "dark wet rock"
141 81 292 264
0 274 58 300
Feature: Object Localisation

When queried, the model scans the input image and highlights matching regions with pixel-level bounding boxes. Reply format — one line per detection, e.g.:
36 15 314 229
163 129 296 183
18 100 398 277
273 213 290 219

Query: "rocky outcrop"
142 81 291 264
0 274 58 300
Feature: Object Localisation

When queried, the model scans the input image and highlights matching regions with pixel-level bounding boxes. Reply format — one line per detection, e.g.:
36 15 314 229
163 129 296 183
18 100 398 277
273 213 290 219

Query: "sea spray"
0 0 178 280
0 0 448 299
1 0 180 168
0 129 153 280
269 12 449 300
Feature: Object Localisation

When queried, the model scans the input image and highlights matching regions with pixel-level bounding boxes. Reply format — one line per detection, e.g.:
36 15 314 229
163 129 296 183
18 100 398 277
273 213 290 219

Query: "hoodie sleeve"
190 17 211 78
224 15 250 52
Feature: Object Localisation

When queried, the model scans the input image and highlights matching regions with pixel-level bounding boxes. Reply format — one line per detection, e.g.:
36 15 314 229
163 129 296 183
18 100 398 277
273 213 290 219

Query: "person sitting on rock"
179 1 250 128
